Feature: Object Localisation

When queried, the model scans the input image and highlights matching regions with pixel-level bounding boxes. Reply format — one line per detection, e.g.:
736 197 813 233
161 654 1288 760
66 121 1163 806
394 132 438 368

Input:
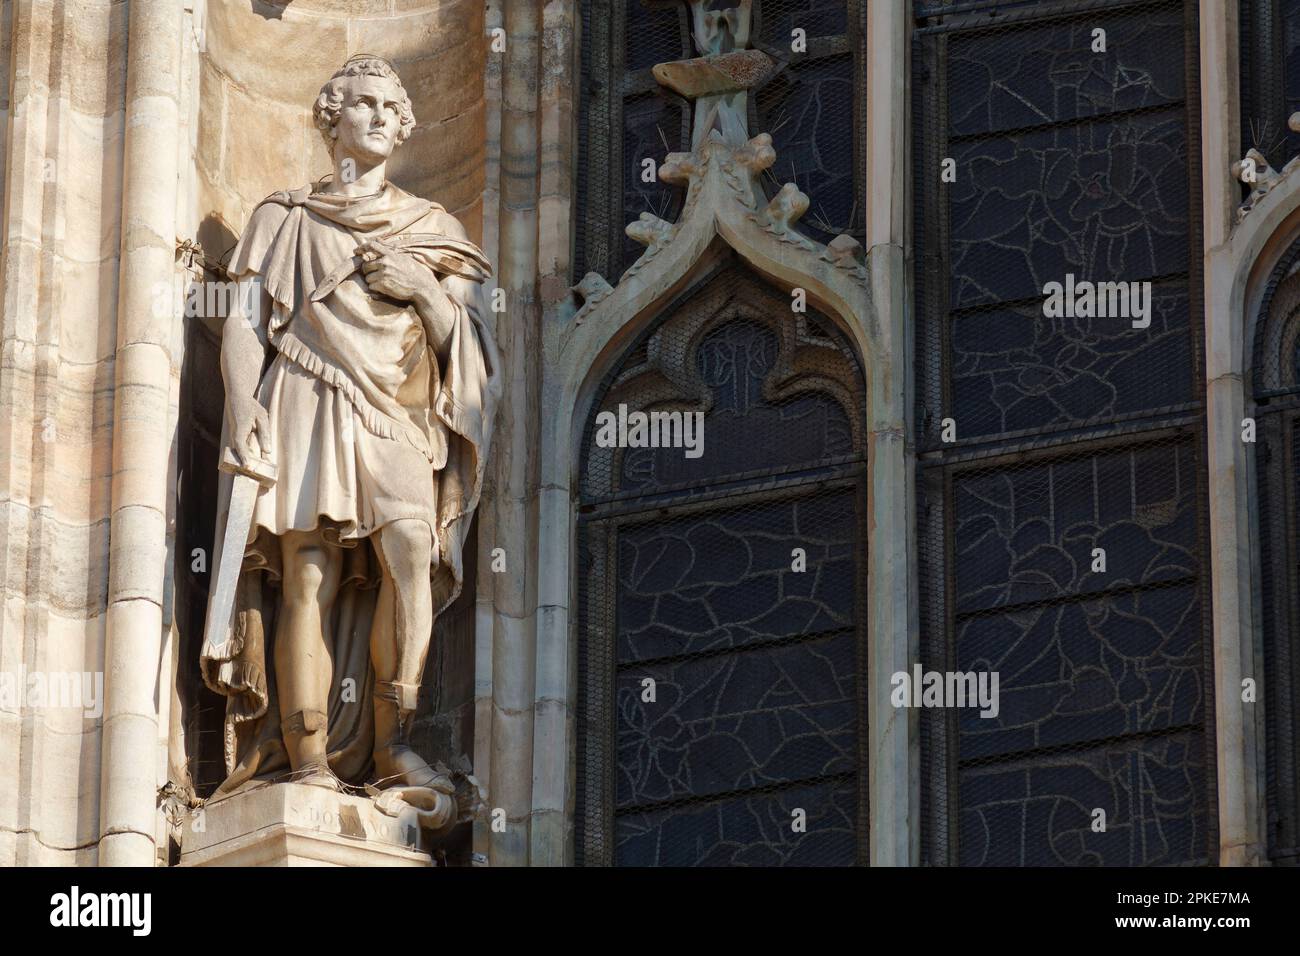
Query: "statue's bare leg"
277 527 342 789
368 518 435 787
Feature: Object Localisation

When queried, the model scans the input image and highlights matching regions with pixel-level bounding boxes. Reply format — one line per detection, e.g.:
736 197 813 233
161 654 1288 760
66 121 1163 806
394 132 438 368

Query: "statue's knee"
282 545 339 606
380 520 432 580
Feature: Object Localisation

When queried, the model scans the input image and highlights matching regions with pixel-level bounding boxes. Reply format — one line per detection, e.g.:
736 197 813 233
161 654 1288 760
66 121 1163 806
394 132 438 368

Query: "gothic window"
1240 0 1300 170
575 255 869 866
1251 238 1300 864
574 0 866 283
913 0 1216 865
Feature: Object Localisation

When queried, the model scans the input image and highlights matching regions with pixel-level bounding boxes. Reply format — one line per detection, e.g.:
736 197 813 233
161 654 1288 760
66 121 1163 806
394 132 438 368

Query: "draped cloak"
198 182 501 796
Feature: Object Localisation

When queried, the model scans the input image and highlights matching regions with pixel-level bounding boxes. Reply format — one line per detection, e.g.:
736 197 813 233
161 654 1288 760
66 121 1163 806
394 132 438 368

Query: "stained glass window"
575 257 869 866
1250 236 1300 863
913 0 1216 866
1240 0 1300 171
574 0 865 282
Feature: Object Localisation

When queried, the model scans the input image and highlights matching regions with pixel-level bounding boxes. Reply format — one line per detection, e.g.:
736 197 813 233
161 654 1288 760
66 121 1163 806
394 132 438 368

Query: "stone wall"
0 0 129 867
0 0 489 866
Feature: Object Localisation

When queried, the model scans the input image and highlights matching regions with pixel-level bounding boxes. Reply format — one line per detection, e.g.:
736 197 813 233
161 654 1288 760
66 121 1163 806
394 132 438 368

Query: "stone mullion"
1201 0 1267 866
488 0 543 867
473 0 505 867
530 0 579 867
865 0 918 867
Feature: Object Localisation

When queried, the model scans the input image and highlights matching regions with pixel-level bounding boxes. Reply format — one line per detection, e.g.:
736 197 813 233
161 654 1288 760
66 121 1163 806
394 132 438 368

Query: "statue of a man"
199 56 500 798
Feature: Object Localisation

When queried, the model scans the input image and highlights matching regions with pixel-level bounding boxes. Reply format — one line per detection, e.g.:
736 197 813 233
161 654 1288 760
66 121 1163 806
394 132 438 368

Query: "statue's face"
331 73 404 165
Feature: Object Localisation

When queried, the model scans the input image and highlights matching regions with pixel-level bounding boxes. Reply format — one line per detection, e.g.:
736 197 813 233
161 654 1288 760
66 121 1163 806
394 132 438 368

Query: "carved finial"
823 234 863 267
569 273 613 321
626 213 676 253
761 183 809 235
659 152 703 185
1233 147 1283 222
651 1 770 150
734 133 776 174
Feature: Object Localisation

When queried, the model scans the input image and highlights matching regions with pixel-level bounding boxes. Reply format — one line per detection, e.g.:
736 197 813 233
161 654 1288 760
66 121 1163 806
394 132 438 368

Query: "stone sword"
202 442 277 662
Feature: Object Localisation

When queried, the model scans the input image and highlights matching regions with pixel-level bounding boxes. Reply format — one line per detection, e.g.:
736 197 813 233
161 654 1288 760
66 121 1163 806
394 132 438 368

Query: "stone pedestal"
180 783 431 867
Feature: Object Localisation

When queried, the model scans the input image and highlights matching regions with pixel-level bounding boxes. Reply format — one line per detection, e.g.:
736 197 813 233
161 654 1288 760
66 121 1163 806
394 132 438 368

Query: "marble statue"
198 55 500 826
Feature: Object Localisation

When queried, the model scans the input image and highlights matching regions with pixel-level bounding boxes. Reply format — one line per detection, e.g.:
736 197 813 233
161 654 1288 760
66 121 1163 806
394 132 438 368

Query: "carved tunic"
200 181 501 791
225 183 480 547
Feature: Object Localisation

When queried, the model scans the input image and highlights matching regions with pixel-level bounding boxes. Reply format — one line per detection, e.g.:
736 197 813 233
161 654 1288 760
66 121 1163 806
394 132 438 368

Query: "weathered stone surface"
181 783 431 866
651 49 775 97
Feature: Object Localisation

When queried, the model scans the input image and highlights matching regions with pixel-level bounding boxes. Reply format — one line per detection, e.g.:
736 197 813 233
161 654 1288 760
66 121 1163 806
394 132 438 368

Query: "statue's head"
313 55 416 165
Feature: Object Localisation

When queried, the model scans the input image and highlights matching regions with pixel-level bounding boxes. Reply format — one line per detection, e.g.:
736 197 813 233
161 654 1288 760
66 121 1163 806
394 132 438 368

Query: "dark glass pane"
947 9 1184 138
949 110 1190 309
616 776 858 866
757 0 848 46
959 732 1207 866
1240 0 1300 167
583 265 866 500
914 0 1209 868
917 0 1145 17
950 285 1194 437
615 320 854 491
616 493 857 663
757 54 857 244
625 1 688 72
621 93 687 268
615 630 858 807
1285 1 1300 157
957 583 1205 760
953 442 1200 614
578 263 867 867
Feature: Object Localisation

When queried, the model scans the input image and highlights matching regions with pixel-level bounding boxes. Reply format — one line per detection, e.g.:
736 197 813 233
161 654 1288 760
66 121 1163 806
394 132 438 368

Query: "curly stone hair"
312 55 416 154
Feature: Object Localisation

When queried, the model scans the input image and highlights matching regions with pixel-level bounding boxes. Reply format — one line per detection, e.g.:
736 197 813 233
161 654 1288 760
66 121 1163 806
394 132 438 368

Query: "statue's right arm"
220 274 272 461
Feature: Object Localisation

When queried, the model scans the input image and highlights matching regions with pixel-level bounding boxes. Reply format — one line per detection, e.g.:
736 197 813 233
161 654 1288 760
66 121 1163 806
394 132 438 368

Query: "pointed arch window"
913 0 1216 866
574 254 869 866
1252 238 1300 864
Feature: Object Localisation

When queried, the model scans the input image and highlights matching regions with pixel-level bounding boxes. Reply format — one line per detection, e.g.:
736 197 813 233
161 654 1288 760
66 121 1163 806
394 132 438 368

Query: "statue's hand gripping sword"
202 439 277 661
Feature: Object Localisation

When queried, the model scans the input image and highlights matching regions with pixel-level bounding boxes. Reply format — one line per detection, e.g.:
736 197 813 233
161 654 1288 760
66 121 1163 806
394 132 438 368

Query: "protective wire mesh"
1239 0 1300 175
575 0 865 283
1236 5 1300 863
913 0 1218 865
575 255 869 866
1250 236 1300 863
752 0 867 245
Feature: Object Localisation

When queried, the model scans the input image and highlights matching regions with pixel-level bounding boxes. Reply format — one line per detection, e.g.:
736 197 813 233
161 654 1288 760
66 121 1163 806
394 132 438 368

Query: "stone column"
1201 0 1266 867
0 0 131 867
865 0 919 867
473 0 506 866
486 0 543 866
529 0 578 868
99 0 181 867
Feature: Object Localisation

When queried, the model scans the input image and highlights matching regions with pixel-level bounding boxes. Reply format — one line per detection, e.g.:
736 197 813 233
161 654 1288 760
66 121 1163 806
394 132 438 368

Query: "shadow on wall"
250 1 292 21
